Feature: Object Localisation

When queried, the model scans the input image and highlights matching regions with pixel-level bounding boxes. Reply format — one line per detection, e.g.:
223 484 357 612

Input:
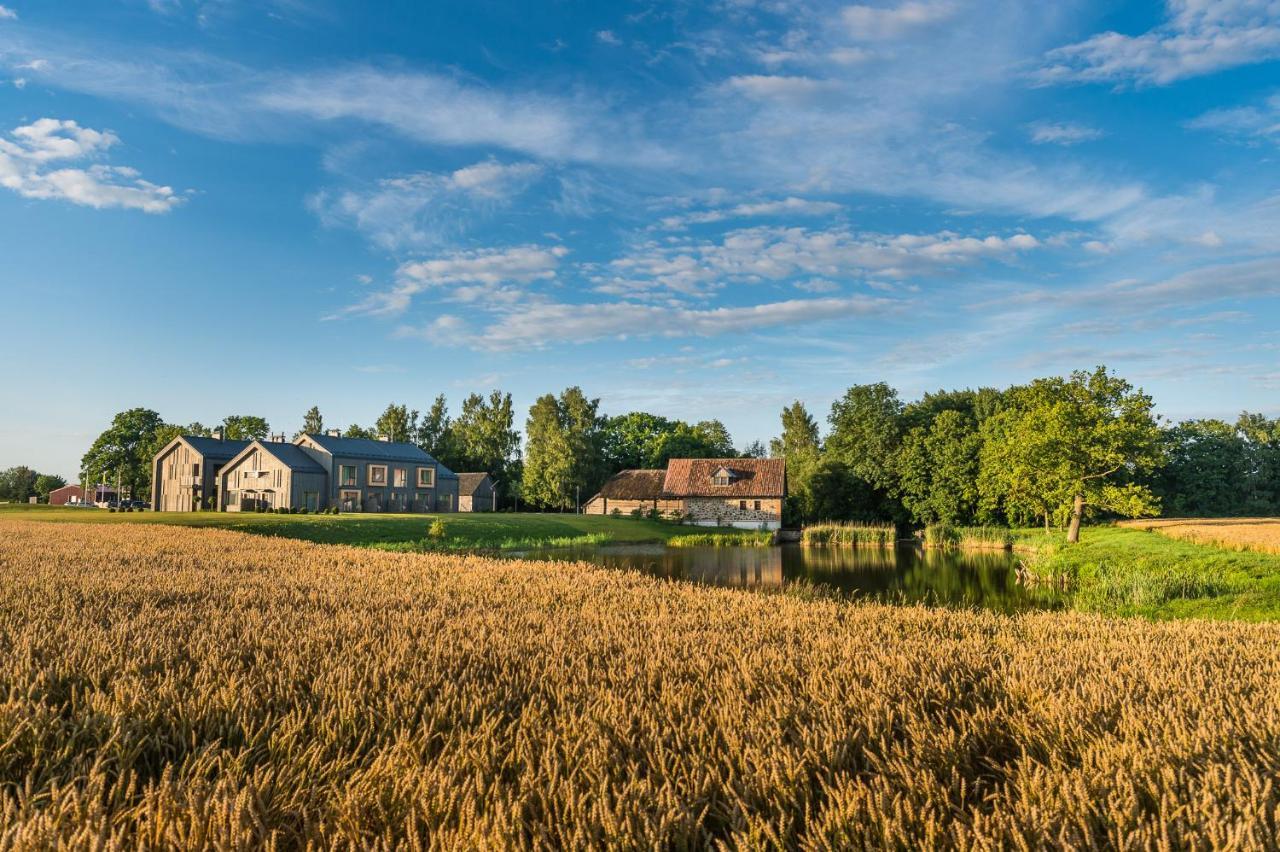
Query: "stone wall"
683 497 783 530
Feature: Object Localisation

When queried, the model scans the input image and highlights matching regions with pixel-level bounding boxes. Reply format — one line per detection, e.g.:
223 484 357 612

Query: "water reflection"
512 544 1062 613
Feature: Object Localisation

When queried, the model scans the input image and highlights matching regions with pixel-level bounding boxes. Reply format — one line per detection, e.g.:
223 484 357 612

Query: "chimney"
270 433 285 443
378 434 391 442
326 428 341 437
213 427 224 441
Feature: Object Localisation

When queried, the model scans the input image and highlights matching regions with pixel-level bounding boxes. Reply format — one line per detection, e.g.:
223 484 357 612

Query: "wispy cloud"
841 1 956 41
1187 93 1280 144
658 197 841 229
0 118 184 212
310 159 543 251
0 6 17 21
1036 0 1280 87
424 294 899 351
1028 121 1105 145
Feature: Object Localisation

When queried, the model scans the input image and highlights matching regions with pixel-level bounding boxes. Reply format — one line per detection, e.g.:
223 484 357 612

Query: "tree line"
71 367 1279 530
0 467 66 503
776 366 1279 541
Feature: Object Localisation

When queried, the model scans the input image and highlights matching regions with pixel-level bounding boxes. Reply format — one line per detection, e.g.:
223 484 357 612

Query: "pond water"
511 544 1063 613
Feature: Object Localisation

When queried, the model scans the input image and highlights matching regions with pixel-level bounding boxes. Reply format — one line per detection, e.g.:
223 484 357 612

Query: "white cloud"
0 118 183 213
455 294 898 350
725 74 831 100
11 77 24 88
339 244 568 316
1028 121 1105 145
595 226 1042 297
841 1 956 40
1188 93 1280 142
1036 0 1280 87
0 6 17 21
310 159 542 251
596 30 621 45
258 66 671 166
659 196 841 229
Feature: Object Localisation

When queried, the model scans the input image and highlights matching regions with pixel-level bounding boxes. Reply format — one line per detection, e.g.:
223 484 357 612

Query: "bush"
428 518 447 542
610 508 621 518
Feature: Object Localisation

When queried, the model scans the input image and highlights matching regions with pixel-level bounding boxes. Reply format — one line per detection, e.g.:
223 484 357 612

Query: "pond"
511 544 1063 613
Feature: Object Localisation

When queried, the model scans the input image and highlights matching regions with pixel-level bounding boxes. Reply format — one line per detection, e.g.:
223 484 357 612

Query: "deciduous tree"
81 408 166 499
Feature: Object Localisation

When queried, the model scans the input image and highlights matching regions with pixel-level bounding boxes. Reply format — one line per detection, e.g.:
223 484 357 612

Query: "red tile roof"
662 458 785 498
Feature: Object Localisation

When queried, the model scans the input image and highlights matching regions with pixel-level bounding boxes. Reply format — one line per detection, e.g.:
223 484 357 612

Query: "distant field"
0 503 752 550
3 519 1280 847
1119 517 1280 555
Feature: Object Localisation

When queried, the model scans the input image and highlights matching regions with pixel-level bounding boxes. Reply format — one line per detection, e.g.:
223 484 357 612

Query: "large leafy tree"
81 408 166 499
825 383 905 520
521 388 605 509
343 424 377 440
453 391 521 492
522 394 574 510
34 473 67 501
651 420 736 467
414 395 460 469
896 410 981 525
1236 412 1280 514
1152 420 1249 516
0 467 38 502
769 401 820 459
979 367 1163 543
374 403 418 444
221 415 270 441
601 412 675 471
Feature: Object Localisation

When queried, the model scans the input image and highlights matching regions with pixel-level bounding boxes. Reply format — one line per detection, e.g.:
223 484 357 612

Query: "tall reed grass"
922 523 1015 550
801 521 896 547
668 530 774 548
2 519 1280 848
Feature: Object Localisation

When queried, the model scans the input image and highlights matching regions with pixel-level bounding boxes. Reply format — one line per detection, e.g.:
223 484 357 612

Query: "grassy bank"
0 504 758 550
1021 525 1280 620
3 520 1279 847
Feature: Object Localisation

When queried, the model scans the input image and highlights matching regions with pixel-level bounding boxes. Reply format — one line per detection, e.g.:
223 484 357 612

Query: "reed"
801 521 896 547
668 530 774 548
922 524 1015 550
3 519 1280 848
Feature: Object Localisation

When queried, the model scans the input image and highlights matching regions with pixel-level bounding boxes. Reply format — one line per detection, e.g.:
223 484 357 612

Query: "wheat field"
2 520 1280 849
1120 517 1280 555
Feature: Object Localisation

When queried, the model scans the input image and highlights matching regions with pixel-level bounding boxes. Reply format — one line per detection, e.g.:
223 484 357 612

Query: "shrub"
610 508 621 518
428 518 447 542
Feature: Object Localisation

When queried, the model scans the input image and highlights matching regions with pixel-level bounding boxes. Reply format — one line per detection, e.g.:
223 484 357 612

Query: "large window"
393 467 407 487
340 465 357 486
340 489 361 512
368 464 388 486
417 467 435 488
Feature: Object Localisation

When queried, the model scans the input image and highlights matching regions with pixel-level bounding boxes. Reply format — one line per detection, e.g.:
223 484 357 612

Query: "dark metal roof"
300 433 457 477
181 436 251 461
258 441 327 474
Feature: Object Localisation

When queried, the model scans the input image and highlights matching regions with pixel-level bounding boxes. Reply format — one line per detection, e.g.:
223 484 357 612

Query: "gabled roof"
224 440 326 475
300 433 440 464
456 472 493 495
258 441 327 474
172 435 251 462
594 469 666 500
662 458 785 498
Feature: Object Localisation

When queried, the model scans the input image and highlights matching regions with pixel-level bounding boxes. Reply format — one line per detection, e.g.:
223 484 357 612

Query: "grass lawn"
0 503 756 550
1025 525 1280 621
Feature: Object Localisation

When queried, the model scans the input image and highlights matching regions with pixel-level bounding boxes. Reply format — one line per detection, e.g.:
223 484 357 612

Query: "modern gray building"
154 430 460 513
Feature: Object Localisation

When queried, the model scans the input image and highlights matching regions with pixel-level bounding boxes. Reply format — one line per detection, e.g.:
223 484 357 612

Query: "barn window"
739 500 747 510
368 465 387 486
754 500 761 511
713 473 730 486
340 465 357 486
417 467 435 488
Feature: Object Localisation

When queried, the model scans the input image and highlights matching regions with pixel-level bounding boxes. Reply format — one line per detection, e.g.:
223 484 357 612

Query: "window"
754 500 761 511
368 464 388 485
340 489 361 512
437 493 452 511
274 470 282 487
192 462 200 477
394 468 407 487
417 467 435 488
415 491 428 510
712 468 732 486
739 500 747 511
304 492 318 512
340 465 357 486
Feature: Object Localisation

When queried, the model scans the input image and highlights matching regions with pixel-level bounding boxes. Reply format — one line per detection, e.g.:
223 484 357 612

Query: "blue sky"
2 0 1279 478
